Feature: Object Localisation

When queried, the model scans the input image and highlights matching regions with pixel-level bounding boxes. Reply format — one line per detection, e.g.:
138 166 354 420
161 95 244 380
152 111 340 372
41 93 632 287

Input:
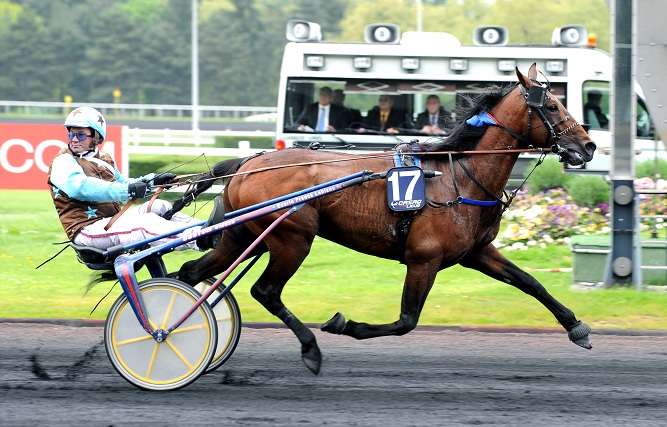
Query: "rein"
175 146 549 188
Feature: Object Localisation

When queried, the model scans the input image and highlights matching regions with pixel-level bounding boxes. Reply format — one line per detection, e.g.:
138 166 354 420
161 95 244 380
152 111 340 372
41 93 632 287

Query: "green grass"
3 189 667 330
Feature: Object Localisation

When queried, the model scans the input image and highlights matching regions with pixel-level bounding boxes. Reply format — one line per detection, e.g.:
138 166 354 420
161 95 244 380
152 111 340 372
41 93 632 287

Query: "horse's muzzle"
559 140 596 165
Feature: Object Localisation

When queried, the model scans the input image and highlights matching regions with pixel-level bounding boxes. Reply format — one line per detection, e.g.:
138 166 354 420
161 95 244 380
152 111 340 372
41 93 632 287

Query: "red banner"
0 124 125 190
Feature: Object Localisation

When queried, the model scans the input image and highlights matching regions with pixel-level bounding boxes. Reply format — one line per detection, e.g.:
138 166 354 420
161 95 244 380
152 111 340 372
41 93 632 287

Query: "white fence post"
239 140 251 156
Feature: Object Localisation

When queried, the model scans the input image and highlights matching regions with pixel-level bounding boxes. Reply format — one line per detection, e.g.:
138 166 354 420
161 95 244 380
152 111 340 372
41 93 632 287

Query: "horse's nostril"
585 142 597 154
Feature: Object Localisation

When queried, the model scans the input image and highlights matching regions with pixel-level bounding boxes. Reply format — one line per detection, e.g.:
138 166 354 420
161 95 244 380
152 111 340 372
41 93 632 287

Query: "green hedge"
214 136 274 149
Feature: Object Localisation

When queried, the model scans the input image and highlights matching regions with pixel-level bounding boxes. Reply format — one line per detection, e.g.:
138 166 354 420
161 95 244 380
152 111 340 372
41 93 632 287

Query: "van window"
583 81 655 137
636 98 655 138
583 82 610 130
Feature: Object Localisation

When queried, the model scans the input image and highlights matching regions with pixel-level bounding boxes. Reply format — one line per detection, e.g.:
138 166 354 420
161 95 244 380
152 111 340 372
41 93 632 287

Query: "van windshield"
283 78 567 135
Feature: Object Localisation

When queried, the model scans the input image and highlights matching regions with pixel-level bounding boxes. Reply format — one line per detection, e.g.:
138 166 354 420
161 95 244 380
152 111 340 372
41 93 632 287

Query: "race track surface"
1 323 667 426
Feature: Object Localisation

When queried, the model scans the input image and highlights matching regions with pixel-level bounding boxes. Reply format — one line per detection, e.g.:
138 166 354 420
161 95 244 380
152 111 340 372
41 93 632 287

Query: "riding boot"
196 196 225 250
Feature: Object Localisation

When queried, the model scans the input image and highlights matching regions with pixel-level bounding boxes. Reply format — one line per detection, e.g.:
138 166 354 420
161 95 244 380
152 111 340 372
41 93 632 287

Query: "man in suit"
296 86 348 132
359 95 405 134
414 94 449 135
583 90 609 130
333 89 362 129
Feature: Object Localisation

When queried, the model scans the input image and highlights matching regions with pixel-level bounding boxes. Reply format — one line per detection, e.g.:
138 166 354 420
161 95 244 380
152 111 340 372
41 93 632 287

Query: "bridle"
521 82 580 158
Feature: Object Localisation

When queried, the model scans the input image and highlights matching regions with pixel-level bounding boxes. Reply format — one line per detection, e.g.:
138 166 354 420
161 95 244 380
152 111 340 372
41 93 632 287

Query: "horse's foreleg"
322 261 439 340
460 244 592 349
250 245 322 374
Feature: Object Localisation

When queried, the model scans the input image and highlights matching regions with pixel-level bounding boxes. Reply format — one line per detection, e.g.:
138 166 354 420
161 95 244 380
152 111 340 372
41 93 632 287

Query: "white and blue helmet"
64 106 106 141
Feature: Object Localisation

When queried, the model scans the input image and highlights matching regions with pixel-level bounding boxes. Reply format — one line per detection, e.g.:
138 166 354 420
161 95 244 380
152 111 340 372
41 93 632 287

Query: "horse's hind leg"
322 260 440 340
460 244 592 349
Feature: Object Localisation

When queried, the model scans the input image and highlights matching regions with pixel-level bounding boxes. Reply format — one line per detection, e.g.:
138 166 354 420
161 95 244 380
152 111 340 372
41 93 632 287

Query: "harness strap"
426 152 503 209
104 184 166 231
456 159 509 209
394 211 418 264
393 153 421 168
145 187 164 213
448 151 461 200
104 197 138 231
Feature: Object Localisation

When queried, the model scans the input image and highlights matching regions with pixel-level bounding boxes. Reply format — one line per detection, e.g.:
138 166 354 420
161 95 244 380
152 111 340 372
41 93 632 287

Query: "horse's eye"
547 103 559 112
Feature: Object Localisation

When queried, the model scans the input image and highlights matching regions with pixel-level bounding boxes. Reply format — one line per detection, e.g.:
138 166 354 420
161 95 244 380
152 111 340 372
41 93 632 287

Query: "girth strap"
395 210 418 264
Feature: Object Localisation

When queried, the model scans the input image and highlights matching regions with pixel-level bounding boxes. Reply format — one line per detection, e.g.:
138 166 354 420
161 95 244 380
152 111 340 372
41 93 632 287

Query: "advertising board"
0 124 124 190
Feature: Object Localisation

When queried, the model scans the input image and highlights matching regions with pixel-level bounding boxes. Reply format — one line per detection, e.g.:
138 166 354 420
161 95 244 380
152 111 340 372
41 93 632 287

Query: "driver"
47 106 223 252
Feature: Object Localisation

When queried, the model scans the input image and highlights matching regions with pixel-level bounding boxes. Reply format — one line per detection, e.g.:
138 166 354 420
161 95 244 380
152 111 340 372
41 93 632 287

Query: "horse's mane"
398 83 517 154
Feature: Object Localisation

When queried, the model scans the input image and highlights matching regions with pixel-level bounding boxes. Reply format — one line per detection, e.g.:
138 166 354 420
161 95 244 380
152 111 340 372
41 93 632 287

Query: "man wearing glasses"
47 106 223 252
359 95 404 134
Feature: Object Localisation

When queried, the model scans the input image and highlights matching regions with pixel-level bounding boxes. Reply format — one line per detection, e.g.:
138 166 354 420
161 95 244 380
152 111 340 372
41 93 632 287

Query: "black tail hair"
84 270 118 295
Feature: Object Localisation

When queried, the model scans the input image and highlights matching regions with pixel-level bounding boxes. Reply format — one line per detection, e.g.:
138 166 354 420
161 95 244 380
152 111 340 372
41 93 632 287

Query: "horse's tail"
84 270 118 295
164 153 264 219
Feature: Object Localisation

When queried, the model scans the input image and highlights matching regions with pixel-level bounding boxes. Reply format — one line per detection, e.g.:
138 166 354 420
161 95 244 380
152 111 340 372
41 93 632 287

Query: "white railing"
122 127 275 157
0 100 277 120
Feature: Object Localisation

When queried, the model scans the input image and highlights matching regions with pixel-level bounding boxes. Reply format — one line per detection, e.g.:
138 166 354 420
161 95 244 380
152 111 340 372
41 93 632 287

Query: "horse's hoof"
321 312 346 334
568 320 593 349
301 343 321 375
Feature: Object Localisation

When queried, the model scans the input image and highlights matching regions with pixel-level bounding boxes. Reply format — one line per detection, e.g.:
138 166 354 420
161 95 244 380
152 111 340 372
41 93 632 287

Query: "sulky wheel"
104 277 217 391
193 278 242 373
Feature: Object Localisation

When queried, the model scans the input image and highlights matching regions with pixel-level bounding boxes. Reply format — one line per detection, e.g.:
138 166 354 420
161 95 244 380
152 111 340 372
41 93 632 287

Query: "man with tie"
358 95 405 134
296 86 348 132
414 94 450 135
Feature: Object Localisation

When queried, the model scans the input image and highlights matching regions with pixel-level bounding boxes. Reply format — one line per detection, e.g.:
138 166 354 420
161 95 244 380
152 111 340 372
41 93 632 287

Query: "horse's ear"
527 63 537 81
516 66 530 89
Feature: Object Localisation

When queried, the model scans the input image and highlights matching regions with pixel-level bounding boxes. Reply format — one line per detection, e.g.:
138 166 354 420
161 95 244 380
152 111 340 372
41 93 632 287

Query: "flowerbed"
495 178 666 251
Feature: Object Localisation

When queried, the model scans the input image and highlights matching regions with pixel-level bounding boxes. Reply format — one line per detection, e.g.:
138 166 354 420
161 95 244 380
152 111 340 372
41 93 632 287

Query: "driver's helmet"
64 106 106 141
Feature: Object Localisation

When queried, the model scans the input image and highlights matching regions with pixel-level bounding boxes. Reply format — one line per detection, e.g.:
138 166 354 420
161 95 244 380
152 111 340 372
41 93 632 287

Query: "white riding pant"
73 199 202 251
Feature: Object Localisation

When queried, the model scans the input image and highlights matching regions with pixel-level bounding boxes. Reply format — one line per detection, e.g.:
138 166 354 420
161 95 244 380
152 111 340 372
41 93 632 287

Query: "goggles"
68 131 93 142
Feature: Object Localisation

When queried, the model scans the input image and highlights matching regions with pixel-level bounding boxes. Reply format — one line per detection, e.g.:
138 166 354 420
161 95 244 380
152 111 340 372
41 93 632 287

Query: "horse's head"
515 63 596 166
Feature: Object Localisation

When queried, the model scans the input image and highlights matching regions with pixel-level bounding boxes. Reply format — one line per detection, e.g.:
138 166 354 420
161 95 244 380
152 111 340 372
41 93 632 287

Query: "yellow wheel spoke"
115 334 155 346
161 292 179 330
145 340 161 379
148 317 158 330
164 339 195 370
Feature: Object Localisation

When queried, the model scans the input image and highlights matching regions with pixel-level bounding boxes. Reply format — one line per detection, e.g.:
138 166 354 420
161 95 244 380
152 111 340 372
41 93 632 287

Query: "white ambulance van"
274 21 662 184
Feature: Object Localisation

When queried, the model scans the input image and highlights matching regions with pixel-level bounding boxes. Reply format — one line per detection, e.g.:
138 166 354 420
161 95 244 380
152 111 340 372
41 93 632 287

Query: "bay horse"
173 64 596 374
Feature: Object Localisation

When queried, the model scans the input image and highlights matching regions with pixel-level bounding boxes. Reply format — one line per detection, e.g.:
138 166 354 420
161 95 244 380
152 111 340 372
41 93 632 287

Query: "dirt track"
1 323 667 426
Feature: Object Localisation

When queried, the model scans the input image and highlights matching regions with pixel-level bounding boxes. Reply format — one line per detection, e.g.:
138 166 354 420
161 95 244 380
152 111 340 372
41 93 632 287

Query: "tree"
0 0 613 106
199 0 287 106
0 0 22 37
488 0 610 50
